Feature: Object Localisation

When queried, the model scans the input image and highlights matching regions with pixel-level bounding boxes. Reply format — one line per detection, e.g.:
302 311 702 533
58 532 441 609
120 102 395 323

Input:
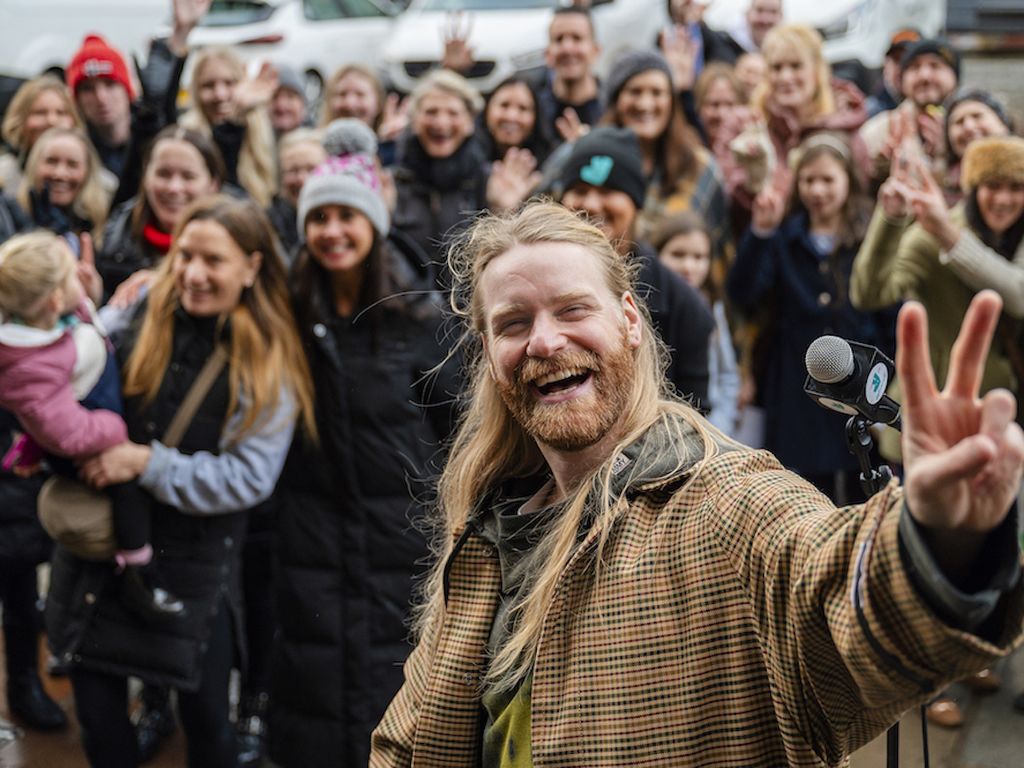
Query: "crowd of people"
0 0 1021 765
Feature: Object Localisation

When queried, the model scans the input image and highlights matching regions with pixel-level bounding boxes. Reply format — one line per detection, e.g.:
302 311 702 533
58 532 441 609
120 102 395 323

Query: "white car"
703 0 946 70
0 0 169 114
381 0 671 95
186 0 402 102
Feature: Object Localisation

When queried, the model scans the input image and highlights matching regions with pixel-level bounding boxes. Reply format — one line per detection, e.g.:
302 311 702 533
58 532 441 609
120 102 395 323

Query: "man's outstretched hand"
900 290 1024 582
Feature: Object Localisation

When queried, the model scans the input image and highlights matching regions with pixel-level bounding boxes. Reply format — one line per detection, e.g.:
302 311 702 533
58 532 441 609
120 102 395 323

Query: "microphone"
804 336 902 431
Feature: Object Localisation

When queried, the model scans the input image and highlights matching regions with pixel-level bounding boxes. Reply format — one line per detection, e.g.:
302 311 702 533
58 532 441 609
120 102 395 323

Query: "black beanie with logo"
558 127 647 210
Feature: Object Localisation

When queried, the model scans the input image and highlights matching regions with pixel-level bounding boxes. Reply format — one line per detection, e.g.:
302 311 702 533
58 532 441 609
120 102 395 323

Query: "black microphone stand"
844 416 928 768
845 416 892 497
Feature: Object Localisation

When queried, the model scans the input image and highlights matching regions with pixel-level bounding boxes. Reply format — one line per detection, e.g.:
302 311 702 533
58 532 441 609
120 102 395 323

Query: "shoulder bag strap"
161 344 229 449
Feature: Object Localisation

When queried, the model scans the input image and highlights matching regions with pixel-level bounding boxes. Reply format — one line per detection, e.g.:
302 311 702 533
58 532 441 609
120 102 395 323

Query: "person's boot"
236 690 269 768
120 563 187 624
132 685 176 764
4 603 67 731
925 696 964 728
6 670 67 730
963 667 1002 693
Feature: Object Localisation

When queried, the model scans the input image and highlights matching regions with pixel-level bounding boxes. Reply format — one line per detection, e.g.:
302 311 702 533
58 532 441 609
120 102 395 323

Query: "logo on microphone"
865 363 888 405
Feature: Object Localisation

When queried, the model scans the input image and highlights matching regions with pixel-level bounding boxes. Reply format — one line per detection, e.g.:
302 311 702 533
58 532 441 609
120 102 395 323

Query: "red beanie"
66 34 135 100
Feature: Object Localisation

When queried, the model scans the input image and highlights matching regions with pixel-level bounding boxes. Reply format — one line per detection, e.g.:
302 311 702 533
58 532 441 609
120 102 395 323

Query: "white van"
380 0 671 94
703 0 947 70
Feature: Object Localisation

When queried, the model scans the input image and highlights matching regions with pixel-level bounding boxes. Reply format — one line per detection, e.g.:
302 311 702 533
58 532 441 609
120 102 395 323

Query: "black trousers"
70 602 237 768
0 562 40 678
241 516 275 695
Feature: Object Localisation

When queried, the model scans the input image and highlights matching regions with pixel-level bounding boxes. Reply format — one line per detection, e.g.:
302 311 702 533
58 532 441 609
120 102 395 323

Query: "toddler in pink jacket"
0 232 184 623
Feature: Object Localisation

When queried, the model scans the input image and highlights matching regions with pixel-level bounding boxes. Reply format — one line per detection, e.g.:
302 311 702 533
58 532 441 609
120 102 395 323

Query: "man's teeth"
534 367 587 387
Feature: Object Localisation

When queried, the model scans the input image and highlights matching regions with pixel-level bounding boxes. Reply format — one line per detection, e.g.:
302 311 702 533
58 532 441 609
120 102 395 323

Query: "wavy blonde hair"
754 24 834 120
416 200 721 692
18 127 109 243
182 47 277 207
1 76 83 156
319 64 386 129
122 195 316 441
0 230 73 321
407 69 483 119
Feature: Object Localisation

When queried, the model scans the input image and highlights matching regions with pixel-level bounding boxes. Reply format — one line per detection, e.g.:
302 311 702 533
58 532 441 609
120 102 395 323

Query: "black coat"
266 195 300 260
391 135 490 283
726 214 897 476
269 232 458 768
632 241 715 407
45 310 248 690
97 199 165 299
0 194 30 244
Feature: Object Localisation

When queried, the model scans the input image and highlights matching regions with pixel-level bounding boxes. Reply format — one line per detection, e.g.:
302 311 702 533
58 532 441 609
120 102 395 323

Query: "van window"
420 0 557 9
204 0 276 26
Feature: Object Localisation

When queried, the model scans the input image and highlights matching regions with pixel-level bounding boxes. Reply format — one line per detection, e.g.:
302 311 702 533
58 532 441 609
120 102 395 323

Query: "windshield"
202 0 278 26
419 0 559 10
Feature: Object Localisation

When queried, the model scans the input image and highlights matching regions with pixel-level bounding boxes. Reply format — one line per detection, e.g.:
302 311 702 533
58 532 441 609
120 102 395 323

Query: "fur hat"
297 118 388 235
960 136 1024 192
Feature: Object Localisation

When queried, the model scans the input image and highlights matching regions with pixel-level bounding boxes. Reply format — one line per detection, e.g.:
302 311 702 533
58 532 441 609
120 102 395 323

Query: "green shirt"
478 478 561 768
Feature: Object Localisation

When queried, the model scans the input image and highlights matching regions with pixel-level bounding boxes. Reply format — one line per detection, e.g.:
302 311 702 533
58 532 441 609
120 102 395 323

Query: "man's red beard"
495 332 636 452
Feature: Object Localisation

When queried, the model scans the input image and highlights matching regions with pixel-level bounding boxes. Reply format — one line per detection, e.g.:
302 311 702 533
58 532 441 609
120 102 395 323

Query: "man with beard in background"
860 37 961 186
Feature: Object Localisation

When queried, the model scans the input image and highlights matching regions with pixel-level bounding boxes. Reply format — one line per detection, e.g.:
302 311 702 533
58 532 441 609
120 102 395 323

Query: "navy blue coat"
726 214 897 477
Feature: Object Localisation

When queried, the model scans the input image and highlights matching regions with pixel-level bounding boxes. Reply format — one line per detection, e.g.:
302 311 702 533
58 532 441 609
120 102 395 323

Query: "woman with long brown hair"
600 49 730 257
45 195 314 768
98 125 225 300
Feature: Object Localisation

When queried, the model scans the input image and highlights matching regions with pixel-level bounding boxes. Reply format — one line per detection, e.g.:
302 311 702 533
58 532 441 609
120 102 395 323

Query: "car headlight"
511 48 546 71
818 0 875 41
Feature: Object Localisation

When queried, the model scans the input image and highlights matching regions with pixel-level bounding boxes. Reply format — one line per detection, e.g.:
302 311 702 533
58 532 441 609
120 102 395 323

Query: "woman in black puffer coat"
268 123 459 768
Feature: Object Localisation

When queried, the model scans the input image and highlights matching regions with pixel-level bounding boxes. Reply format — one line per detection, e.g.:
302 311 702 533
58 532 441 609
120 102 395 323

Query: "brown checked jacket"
371 421 1024 768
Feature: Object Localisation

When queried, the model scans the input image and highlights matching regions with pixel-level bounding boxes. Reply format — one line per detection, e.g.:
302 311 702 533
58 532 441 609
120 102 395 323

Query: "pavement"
852 650 1024 768
1 633 1022 767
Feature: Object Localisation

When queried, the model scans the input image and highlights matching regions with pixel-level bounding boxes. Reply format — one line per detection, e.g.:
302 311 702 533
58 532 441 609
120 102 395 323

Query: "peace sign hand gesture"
899 291 1024 582
892 152 960 250
76 232 103 307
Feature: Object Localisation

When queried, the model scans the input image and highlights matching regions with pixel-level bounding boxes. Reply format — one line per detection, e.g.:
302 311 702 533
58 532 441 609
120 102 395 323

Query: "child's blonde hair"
0 231 73 321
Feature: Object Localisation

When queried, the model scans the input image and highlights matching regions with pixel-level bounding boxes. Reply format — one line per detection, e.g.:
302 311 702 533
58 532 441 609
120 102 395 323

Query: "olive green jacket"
851 204 1022 396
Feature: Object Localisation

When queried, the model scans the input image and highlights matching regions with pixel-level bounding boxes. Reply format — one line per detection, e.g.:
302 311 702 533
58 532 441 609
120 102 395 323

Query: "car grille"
403 61 496 79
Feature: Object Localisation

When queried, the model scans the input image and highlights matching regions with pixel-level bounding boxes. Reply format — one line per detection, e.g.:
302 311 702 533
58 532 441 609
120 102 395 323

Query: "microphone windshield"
806 336 855 384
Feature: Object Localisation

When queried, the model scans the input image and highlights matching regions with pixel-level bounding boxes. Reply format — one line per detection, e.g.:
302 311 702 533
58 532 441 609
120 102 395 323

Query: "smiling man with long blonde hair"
371 200 1024 768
